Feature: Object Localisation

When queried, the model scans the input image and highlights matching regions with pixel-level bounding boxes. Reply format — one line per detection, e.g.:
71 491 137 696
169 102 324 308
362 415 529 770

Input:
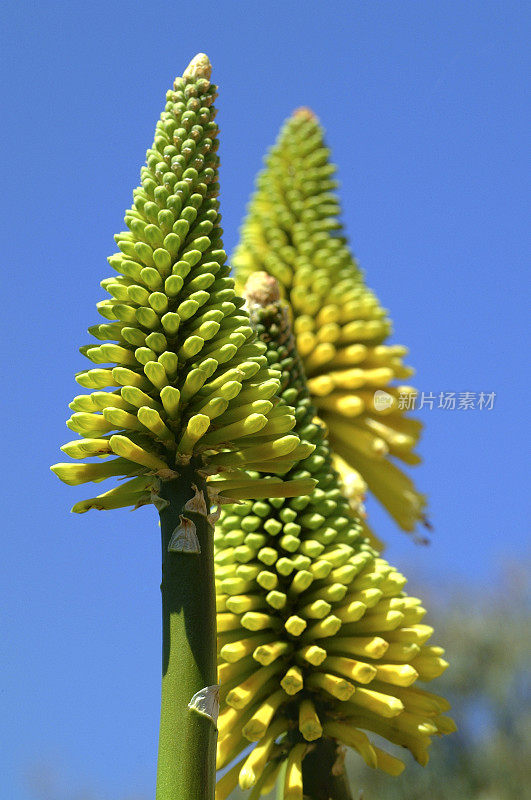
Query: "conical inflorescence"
215 274 454 799
233 109 427 534
51 57 315 512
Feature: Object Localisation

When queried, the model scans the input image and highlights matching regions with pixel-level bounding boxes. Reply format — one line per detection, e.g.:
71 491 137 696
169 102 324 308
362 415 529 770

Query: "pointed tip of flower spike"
183 52 212 81
244 271 281 307
292 106 318 121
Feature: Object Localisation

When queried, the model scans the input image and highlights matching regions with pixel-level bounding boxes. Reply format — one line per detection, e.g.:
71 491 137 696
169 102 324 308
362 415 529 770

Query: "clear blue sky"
1 1 528 798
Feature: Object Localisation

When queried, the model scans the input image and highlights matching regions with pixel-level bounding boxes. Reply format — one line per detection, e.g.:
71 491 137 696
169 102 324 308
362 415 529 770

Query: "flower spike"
50 56 315 800
232 109 427 535
51 72 315 512
215 276 454 798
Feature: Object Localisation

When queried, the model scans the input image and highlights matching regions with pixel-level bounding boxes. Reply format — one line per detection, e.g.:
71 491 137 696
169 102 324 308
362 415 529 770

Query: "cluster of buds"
233 109 426 533
50 53 454 800
51 57 314 511
215 276 454 799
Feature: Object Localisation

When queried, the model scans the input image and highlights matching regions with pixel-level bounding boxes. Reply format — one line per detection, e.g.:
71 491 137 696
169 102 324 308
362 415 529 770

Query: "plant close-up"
5 6 524 800
215 274 454 799
49 52 454 800
51 54 315 800
232 110 427 538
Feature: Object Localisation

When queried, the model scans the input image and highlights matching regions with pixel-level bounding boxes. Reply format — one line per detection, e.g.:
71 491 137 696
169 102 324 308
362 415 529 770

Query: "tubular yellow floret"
239 718 289 789
242 688 288 741
298 698 323 741
215 755 246 800
283 743 306 800
323 721 377 768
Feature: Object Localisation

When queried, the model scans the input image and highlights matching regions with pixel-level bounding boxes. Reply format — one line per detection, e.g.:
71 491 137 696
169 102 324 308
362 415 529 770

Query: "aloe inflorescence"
51 55 315 800
233 109 427 535
215 274 454 799
51 58 313 514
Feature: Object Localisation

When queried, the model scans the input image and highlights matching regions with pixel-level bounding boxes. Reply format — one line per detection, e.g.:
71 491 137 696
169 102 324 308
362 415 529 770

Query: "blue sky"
1 1 528 798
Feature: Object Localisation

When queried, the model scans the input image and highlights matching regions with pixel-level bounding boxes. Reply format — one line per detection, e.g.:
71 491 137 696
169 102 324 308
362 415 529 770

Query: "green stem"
155 470 217 800
301 738 354 800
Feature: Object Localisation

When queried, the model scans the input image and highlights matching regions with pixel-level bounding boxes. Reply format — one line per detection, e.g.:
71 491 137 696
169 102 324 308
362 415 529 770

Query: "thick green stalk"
156 469 217 800
301 738 354 800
